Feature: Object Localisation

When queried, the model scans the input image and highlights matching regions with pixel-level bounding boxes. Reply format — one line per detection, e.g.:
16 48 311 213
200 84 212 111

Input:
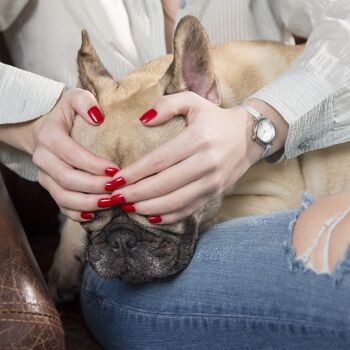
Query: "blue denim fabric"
80 194 350 350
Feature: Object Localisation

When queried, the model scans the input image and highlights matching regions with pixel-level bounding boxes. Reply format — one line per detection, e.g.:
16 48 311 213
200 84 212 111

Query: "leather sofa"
0 172 65 349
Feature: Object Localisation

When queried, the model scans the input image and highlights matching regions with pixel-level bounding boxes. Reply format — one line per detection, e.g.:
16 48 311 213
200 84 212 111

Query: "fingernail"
105 177 126 191
121 203 136 212
88 106 104 124
148 215 162 224
97 197 112 208
139 108 157 123
81 212 94 220
105 167 119 177
111 194 126 205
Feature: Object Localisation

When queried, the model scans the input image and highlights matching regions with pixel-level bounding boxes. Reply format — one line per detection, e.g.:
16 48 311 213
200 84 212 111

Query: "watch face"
256 119 275 144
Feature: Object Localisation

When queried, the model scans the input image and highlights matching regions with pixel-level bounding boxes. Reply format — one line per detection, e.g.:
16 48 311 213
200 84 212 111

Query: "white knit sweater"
1 0 350 180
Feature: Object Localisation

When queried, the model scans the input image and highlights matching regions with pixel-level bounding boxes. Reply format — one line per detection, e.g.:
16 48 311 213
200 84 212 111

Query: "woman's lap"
80 196 350 350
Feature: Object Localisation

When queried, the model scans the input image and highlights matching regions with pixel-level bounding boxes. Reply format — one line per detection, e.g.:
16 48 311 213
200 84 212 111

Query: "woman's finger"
110 150 216 203
139 91 202 126
109 127 199 189
38 171 114 212
148 196 213 225
123 173 220 217
33 147 112 193
60 207 95 222
63 88 105 125
38 125 118 176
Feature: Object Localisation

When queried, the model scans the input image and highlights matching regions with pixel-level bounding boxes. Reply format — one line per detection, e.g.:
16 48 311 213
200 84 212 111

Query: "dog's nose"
108 231 137 252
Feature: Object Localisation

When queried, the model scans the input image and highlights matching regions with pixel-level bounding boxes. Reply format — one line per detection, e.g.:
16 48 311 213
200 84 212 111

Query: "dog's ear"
77 30 117 98
162 16 220 105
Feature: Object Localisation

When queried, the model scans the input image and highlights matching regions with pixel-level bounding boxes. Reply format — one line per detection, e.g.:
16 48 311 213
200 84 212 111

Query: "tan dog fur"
48 16 350 300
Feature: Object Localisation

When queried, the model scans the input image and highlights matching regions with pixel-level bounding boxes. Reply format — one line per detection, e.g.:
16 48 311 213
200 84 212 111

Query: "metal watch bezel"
253 118 276 146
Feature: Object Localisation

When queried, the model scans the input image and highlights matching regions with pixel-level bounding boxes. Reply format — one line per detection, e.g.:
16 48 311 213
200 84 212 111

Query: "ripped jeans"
80 194 350 350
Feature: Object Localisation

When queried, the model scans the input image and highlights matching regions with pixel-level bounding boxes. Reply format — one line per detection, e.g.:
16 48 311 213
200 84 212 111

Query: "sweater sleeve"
251 0 350 158
0 63 64 180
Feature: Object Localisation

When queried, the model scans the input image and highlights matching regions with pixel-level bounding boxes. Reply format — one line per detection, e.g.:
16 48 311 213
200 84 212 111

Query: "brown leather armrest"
0 173 65 349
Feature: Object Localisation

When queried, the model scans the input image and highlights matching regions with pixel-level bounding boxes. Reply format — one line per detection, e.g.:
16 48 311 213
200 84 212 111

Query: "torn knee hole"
292 205 350 274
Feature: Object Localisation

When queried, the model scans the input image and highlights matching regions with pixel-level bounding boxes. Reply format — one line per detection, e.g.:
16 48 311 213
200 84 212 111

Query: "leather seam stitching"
0 310 61 322
0 318 64 332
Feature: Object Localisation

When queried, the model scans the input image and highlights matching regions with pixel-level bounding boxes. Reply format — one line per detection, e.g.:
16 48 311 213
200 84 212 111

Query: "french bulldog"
48 16 350 301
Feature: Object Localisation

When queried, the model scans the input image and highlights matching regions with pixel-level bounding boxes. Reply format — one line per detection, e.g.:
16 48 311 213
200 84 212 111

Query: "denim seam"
81 289 350 333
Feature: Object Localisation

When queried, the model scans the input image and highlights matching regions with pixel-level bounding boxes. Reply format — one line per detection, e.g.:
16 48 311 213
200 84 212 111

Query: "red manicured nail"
121 203 136 213
80 212 94 220
105 167 119 177
105 177 126 191
105 182 113 192
111 194 126 205
139 108 157 123
88 106 104 124
148 215 162 224
97 197 112 208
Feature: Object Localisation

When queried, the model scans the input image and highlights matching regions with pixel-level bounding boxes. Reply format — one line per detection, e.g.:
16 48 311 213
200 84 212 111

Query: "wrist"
234 108 265 166
243 98 288 157
0 116 45 155
29 116 46 154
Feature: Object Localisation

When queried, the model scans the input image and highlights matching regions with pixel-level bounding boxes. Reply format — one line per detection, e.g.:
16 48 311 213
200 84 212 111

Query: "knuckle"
163 215 178 225
59 207 69 217
37 171 45 186
56 171 70 189
206 150 221 171
36 131 45 146
209 174 223 193
32 150 42 167
169 199 185 212
54 192 66 208
156 95 174 114
183 91 197 100
150 156 167 173
196 130 212 149
183 206 194 218
75 89 95 104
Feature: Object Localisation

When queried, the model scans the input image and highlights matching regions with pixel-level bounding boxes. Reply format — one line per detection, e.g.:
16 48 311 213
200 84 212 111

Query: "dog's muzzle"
86 214 199 283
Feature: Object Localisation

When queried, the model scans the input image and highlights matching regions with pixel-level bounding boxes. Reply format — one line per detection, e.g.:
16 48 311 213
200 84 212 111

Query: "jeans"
80 194 350 350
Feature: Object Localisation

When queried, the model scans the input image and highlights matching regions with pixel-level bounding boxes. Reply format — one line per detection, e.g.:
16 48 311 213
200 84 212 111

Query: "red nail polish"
81 212 94 220
105 177 126 191
105 182 113 192
88 106 104 124
139 108 157 123
111 194 126 205
97 197 112 208
105 167 119 177
121 203 136 212
148 215 162 224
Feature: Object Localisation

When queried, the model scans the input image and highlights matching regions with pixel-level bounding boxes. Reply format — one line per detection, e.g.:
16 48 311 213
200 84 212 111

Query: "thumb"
62 88 105 126
139 91 200 126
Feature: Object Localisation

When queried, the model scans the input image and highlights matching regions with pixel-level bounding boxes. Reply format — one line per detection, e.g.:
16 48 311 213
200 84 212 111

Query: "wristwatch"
240 104 276 159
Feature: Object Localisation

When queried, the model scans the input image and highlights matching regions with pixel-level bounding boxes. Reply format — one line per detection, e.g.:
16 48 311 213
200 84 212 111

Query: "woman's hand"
30 89 119 221
106 92 286 224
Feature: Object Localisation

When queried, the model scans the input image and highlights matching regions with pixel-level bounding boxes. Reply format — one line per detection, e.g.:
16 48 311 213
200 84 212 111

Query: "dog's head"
72 16 224 282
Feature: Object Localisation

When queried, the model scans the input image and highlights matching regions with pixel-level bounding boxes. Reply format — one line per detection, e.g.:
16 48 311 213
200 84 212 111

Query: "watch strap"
240 103 274 159
240 103 264 122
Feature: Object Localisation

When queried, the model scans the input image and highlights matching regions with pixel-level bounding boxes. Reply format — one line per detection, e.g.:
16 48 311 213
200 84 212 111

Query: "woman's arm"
252 0 350 159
